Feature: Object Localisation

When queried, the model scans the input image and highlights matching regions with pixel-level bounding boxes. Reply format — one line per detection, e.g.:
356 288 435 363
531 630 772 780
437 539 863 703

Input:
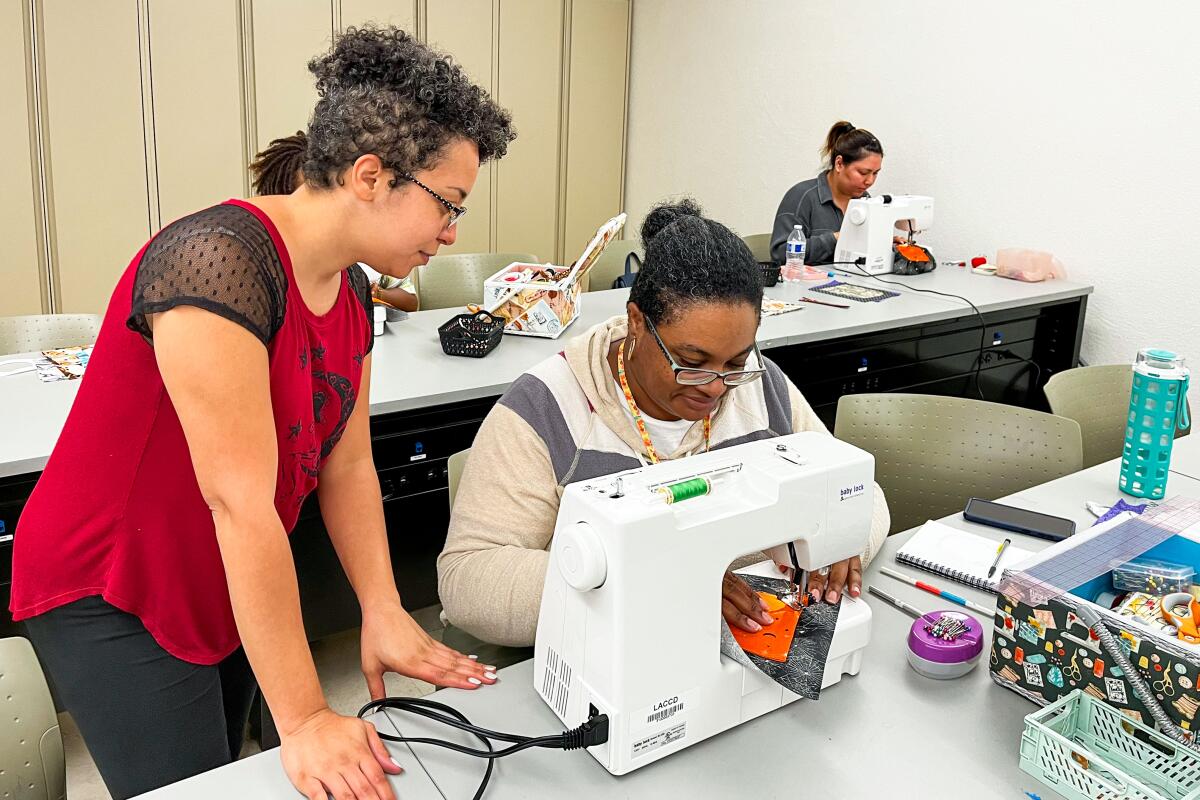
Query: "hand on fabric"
722 571 774 632
359 600 496 698
280 707 401 800
806 556 862 604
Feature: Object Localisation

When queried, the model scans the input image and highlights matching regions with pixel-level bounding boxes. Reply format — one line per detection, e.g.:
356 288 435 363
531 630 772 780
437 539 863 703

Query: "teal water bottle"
1119 348 1191 499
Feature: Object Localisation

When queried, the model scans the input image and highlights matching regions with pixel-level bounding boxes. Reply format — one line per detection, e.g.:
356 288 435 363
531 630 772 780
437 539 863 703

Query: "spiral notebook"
895 520 1034 593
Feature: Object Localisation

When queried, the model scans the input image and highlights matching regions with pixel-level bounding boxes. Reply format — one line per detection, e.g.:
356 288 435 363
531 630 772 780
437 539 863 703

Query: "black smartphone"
962 497 1076 541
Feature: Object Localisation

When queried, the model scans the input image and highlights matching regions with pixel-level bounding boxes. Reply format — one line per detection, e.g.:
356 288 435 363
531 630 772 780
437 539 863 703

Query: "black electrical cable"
822 260 990 400
358 696 609 800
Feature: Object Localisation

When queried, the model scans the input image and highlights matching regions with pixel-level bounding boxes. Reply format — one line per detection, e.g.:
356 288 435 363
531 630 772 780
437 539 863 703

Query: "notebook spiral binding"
895 551 998 593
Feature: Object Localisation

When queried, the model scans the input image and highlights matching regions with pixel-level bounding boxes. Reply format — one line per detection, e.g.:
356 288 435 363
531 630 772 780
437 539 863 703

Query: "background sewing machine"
534 432 876 775
834 194 935 275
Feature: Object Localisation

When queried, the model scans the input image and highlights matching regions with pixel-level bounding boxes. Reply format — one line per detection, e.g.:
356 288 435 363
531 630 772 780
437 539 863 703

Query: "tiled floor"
60 604 524 800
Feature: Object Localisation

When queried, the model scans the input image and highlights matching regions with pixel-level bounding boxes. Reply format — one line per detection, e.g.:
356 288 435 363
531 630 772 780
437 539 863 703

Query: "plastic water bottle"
1119 348 1191 499
780 226 807 300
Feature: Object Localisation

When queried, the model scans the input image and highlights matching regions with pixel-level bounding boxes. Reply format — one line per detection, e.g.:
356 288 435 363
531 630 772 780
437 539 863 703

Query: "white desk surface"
136 461 1197 800
1171 433 1199 480
0 272 1090 479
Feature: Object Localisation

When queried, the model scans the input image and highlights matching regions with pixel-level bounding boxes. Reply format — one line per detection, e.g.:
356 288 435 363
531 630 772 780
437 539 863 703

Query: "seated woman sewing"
438 200 891 647
769 120 884 266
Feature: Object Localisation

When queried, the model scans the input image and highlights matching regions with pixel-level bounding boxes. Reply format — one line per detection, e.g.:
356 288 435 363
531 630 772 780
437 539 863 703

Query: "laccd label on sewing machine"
633 689 695 738
839 483 866 502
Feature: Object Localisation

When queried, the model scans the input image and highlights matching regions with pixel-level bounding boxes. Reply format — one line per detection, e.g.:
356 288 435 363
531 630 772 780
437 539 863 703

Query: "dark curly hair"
250 131 307 195
630 199 763 326
304 26 515 188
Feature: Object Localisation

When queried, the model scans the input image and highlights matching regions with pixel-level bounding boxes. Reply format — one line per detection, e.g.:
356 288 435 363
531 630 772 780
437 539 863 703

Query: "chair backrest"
0 637 65 800
741 233 772 263
0 314 102 356
584 239 641 293
416 252 538 311
834 393 1083 534
1044 363 1190 469
448 448 470 511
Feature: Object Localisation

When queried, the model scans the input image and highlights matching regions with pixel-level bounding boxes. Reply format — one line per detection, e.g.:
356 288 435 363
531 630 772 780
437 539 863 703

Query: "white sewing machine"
834 194 934 275
533 432 875 775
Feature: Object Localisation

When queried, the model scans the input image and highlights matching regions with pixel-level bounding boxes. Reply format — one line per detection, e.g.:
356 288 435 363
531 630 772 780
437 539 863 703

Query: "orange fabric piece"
731 592 801 663
895 244 932 262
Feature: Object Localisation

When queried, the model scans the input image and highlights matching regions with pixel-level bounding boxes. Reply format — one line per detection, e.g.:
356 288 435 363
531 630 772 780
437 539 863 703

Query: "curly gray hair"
303 26 515 188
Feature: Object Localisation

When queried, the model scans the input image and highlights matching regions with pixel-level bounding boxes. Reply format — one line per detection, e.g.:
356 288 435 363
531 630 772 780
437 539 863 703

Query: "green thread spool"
656 477 711 504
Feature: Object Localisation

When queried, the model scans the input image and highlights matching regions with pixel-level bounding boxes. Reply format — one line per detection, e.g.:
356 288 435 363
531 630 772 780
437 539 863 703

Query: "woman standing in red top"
9 27 514 800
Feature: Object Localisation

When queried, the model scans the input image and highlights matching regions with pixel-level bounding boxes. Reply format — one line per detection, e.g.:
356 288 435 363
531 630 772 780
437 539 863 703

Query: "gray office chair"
0 314 101 356
416 252 538 311
584 239 641 292
1044 364 1191 469
0 637 66 800
834 393 1084 534
447 447 470 509
741 233 773 263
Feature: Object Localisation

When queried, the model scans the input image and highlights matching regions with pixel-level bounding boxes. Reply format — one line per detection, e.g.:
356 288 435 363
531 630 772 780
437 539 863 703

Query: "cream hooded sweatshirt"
438 316 890 646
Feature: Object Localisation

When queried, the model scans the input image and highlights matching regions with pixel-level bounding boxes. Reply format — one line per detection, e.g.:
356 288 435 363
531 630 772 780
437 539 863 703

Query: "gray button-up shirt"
770 170 869 265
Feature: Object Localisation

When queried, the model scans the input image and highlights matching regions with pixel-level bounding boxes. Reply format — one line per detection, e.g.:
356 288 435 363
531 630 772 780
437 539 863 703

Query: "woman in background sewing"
438 199 891 648
769 121 884 266
251 130 420 312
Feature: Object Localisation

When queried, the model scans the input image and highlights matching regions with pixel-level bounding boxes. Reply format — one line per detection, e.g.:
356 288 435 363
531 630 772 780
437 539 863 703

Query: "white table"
0 272 1091 479
1171 433 1199 480
137 459 1198 799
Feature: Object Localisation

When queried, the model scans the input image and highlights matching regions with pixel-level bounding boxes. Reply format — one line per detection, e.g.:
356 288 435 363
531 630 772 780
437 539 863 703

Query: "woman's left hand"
806 557 862 605
359 600 497 700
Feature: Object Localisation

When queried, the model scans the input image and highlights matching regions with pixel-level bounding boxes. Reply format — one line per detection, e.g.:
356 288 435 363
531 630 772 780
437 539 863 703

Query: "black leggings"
24 596 258 800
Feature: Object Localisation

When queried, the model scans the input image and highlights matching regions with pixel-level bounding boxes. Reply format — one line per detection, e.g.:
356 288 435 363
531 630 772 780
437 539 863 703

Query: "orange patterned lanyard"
617 339 710 465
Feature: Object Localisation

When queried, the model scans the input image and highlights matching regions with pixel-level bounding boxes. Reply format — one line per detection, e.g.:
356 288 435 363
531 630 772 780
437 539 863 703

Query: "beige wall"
2 0 628 315
625 0 1198 366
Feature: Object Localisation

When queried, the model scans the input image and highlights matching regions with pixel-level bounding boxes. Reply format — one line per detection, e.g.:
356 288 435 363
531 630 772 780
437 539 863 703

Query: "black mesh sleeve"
345 263 375 354
127 205 288 347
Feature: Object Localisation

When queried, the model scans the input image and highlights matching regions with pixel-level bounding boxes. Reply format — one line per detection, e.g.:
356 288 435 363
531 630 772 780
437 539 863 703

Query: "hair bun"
309 26 431 96
640 198 704 246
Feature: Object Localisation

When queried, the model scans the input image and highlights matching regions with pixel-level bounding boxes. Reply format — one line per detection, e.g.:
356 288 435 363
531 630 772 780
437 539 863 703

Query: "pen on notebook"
987 538 1011 579
879 567 994 616
867 585 924 618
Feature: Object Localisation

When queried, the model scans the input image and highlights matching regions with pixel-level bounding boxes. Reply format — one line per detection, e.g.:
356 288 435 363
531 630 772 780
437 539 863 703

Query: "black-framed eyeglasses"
397 173 467 228
643 317 765 387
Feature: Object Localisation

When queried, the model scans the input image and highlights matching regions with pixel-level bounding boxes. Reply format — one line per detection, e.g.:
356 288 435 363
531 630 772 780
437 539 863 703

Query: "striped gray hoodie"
438 315 890 646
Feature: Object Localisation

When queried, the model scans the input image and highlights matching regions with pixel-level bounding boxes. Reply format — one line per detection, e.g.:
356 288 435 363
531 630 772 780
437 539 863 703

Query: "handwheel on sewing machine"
1161 592 1200 644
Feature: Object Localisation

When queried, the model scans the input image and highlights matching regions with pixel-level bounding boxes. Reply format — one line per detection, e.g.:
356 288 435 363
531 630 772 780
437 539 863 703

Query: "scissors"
1161 592 1200 645
1153 661 1176 697
1064 651 1082 682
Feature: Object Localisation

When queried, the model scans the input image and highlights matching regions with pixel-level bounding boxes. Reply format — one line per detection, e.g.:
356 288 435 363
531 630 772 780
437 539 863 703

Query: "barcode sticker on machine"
632 722 686 759
632 689 695 736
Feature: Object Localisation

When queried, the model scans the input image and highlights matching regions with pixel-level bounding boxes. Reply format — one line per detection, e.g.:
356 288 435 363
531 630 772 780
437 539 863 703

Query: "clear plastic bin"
1112 558 1195 596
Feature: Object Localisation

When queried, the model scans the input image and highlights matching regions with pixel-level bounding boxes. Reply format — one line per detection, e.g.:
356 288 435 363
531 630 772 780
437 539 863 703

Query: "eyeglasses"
396 172 467 228
643 317 765 387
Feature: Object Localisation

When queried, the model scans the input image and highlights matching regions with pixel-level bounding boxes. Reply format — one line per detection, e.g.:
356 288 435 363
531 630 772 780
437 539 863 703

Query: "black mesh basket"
759 262 781 287
438 311 505 358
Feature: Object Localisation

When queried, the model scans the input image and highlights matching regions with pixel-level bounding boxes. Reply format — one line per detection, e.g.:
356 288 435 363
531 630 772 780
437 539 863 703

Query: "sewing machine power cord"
827 260 990 400
358 696 610 799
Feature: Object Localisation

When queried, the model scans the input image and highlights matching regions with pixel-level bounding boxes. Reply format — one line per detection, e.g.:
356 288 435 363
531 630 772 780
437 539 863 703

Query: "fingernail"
826 590 839 603
390 757 404 770
759 597 770 610
746 620 762 632
468 677 482 685
484 665 497 671
484 672 497 680
850 586 861 597
468 654 479 660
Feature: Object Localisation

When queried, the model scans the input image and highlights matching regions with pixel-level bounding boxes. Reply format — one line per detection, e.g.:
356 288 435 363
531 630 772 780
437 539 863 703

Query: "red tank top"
9 200 374 664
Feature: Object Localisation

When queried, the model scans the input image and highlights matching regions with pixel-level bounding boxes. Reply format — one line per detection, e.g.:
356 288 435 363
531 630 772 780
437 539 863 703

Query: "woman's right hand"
281 708 403 800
